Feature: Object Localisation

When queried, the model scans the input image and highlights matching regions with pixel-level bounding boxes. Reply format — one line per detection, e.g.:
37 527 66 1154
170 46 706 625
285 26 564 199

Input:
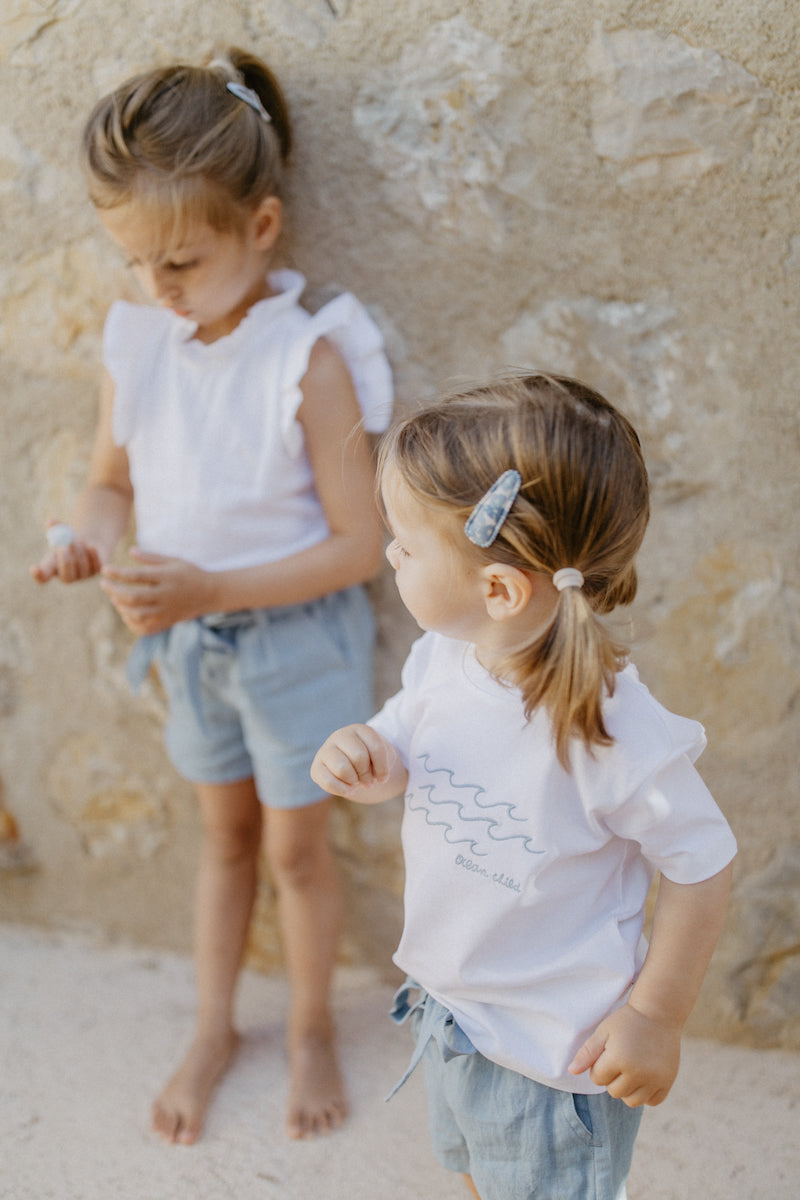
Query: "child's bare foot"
286 1027 348 1139
152 1028 238 1145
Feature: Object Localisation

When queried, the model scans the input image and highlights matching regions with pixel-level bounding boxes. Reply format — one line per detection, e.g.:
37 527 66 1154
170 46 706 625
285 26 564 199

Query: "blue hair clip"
464 470 522 548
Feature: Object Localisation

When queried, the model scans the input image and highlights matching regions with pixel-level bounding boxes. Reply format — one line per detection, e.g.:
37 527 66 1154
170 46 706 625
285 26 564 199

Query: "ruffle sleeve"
279 292 393 454
103 300 175 447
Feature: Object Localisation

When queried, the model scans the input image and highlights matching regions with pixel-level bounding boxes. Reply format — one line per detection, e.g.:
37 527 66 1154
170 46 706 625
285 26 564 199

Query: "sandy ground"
1 923 798 1200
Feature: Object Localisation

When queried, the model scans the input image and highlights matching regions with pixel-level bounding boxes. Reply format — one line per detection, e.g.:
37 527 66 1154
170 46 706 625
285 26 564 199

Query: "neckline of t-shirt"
459 641 519 703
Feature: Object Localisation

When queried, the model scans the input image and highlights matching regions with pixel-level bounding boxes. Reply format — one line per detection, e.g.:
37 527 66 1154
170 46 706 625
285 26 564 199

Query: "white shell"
46 524 75 549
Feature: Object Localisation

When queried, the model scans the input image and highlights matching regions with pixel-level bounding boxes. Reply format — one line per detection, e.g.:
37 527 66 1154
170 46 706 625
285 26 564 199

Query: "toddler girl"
32 47 392 1144
312 373 736 1199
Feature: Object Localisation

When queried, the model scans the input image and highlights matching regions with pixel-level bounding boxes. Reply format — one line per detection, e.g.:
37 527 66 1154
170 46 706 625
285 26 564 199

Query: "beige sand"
1 924 797 1199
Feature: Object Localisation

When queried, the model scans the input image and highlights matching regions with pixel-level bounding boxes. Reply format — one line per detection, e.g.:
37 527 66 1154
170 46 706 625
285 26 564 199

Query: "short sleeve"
368 634 431 761
611 753 738 884
279 292 393 454
572 665 736 883
580 665 709 807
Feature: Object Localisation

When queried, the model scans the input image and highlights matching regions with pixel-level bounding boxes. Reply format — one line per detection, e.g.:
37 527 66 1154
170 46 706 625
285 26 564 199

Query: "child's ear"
251 195 282 251
481 563 533 622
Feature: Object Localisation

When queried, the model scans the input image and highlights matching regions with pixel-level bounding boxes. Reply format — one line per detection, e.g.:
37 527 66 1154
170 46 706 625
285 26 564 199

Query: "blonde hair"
380 373 650 768
82 47 291 237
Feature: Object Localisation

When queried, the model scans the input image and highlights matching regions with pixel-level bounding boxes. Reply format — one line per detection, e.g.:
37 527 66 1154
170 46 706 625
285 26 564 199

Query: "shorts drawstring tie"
125 611 258 732
386 979 477 1101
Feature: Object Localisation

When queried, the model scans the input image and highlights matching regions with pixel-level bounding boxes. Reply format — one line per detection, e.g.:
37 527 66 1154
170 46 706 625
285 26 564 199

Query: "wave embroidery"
407 754 545 859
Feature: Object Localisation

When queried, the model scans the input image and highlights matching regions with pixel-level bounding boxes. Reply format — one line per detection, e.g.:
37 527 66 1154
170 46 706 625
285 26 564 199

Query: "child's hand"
100 549 212 635
567 1002 681 1108
311 725 402 802
30 522 103 584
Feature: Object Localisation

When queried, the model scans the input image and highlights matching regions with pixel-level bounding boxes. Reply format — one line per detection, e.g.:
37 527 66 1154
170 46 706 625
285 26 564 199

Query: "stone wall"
1 1 798 1046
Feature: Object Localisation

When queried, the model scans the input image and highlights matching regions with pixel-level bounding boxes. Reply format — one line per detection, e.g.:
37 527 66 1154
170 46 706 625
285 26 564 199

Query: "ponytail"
213 47 292 163
506 586 628 768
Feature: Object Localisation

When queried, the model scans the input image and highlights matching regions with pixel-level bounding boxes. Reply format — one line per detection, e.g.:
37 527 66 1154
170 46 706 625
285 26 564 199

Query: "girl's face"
381 462 489 642
98 197 280 344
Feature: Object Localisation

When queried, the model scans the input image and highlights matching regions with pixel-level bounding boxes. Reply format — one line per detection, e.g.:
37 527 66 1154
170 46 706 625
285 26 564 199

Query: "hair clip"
552 568 584 591
464 470 522 548
226 81 271 123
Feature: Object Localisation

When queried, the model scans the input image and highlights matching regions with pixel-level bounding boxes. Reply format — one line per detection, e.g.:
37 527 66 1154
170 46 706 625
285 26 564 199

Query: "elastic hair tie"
552 568 584 592
464 470 522 548
226 80 271 123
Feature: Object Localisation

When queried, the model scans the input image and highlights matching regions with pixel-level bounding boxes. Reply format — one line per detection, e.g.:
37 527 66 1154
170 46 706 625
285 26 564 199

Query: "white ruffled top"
103 270 393 571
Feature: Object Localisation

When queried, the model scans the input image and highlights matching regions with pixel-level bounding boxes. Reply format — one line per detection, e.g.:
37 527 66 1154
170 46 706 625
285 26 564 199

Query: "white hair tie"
552 568 584 592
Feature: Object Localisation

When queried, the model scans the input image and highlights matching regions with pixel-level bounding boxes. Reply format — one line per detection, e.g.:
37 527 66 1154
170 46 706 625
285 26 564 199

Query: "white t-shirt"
103 270 393 571
369 632 737 1093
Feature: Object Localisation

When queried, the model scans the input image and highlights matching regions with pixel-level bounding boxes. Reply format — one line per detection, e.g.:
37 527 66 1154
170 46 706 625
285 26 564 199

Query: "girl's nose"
140 265 177 303
385 540 400 569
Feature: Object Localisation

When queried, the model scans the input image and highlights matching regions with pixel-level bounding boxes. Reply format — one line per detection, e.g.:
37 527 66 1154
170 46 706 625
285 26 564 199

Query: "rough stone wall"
1 1 798 1046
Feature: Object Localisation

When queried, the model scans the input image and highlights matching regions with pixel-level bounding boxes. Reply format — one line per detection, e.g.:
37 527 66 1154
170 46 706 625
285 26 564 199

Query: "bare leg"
152 778 262 1145
463 1176 481 1198
263 798 346 1139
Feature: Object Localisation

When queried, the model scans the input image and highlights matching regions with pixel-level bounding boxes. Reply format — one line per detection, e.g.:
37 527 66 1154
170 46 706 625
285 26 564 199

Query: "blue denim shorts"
132 586 374 808
391 983 642 1200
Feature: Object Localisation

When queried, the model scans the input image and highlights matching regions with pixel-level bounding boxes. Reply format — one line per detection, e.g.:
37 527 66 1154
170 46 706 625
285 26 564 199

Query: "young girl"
31 48 392 1144
312 374 736 1200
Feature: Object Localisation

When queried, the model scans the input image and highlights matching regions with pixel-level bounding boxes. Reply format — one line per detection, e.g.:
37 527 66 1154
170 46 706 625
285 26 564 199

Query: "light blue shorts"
390 983 643 1200
132 586 374 809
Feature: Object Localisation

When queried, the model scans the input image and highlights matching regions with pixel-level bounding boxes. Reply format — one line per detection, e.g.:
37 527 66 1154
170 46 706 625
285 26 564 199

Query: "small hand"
311 725 398 800
100 548 212 635
30 521 102 584
567 1002 681 1108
